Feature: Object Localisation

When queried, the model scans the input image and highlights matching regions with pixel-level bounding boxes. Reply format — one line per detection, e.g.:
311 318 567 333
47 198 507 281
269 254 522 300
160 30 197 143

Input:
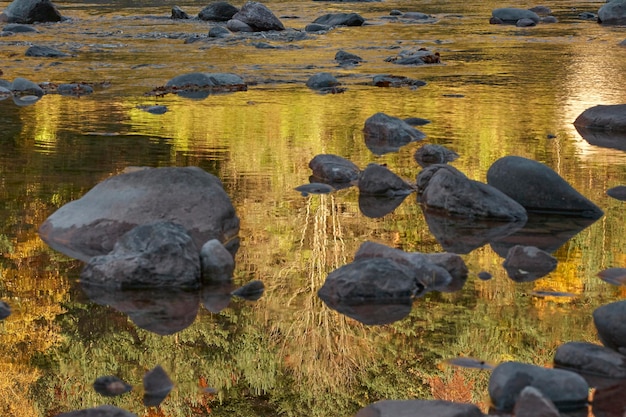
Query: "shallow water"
1 0 626 415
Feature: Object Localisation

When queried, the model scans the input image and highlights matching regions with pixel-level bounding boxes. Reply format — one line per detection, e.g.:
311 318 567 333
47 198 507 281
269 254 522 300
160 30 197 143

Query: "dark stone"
358 193 408 218
335 50 362 65
57 83 93 96
403 12 431 20
502 245 557 282
575 125 626 152
486 155 604 219
200 239 234 283
598 0 626 25
230 1 284 31
597 268 626 286
417 164 528 221
165 72 247 98
404 117 431 126
294 182 334 196
312 12 365 27
491 7 540 24
355 399 484 417
306 72 340 90
593 380 626 417
208 25 231 38
514 386 560 417
387 50 441 65
373 74 426 88
304 23 329 32
3 22 36 31
489 362 589 412
2 0 63 23
309 154 360 184
357 163 414 197
81 222 201 289
171 5 189 19
231 279 264 300
198 1 239 21
607 185 626 201
137 104 167 114
414 144 459 167
93 376 132 397
594 300 626 355
143 365 173 407
0 300 10 319
478 271 492 280
578 12 597 20
541 16 557 23
529 6 551 15
11 76 43 96
516 18 536 27
55 405 137 417
39 167 240 262
363 112 425 155
554 341 626 380
226 18 253 32
574 104 626 132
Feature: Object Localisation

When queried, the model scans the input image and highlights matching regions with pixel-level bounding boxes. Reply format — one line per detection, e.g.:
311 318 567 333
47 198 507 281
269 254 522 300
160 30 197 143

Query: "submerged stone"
93 376 133 397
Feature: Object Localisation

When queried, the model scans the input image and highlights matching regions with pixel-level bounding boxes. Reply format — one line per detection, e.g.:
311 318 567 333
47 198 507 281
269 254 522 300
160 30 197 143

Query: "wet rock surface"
198 1 239 21
363 112 425 155
1 0 64 23
357 163 414 196
554 341 626 379
308 153 360 184
502 245 558 282
594 300 626 355
354 399 484 417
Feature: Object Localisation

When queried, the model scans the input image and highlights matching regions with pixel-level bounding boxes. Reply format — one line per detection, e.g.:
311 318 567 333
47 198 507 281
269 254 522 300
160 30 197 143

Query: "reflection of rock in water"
358 193 409 218
93 375 133 397
502 245 557 282
143 365 173 407
81 283 200 335
319 298 412 325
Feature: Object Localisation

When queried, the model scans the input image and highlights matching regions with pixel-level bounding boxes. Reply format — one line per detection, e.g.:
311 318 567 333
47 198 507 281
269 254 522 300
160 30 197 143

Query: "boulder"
304 23 330 32
54 405 137 417
230 1 284 31
489 362 589 412
38 166 240 262
171 5 189 19
11 77 43 96
491 8 540 24
165 72 247 98
1 0 63 23
198 1 239 21
357 163 414 197
417 164 528 221
486 156 604 219
354 399 484 417
200 239 234 283
574 104 626 132
554 341 626 380
81 222 201 289
226 18 253 32
335 50 362 65
607 185 626 201
516 18 536 27
513 386 559 417
502 245 557 282
208 25 231 38
143 365 173 407
308 154 360 184
25 44 69 57
363 112 425 155
599 0 626 24
312 12 365 27
414 144 459 167
594 300 626 355
306 72 340 91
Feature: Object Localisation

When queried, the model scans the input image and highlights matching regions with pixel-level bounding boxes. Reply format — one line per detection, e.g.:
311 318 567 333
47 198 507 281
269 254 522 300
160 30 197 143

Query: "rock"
599 0 626 25
306 72 340 91
2 23 36 31
1 0 63 23
417 164 528 221
404 117 430 126
308 154 360 184
200 239 234 283
578 11 597 20
554 341 626 380
574 104 626 132
143 365 173 407
491 8 540 24
304 23 329 32
513 386 560 417
593 379 626 416
354 241 466 291
0 300 10 319
294 182 334 196
486 156 604 219
137 104 167 114
594 300 626 355
354 399 484 417
414 144 459 167
373 74 426 88
403 12 432 20
607 185 626 201
93 376 132 397
208 25 231 38
488 361 589 412
363 112 425 155
11 77 43 96
57 83 93 96
171 5 189 19
516 18 536 27
39 166 240 262
541 16 558 23
478 271 492 280
357 163 414 197
198 1 239 21
81 221 201 289
226 18 253 32
165 72 247 98
386 49 440 65
529 6 551 15
54 405 137 417
502 245 557 282
312 12 365 27
335 50 362 66
231 279 264 300
230 1 284 31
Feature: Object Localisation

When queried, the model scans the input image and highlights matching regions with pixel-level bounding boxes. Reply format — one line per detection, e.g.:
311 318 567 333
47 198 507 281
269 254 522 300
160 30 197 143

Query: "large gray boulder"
574 104 626 132
363 112 425 155
198 1 239 21
55 405 137 417
554 341 626 380
486 156 604 219
593 300 626 355
38 166 240 262
309 154 360 184
357 163 414 196
229 1 284 31
11 76 43 96
491 8 540 24
312 12 365 27
488 362 589 412
417 164 528 221
354 399 483 417
81 222 201 289
0 0 63 23
598 0 626 24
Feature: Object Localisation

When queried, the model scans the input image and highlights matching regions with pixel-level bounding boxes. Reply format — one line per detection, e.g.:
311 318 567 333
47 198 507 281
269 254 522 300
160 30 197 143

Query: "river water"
1 0 626 415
